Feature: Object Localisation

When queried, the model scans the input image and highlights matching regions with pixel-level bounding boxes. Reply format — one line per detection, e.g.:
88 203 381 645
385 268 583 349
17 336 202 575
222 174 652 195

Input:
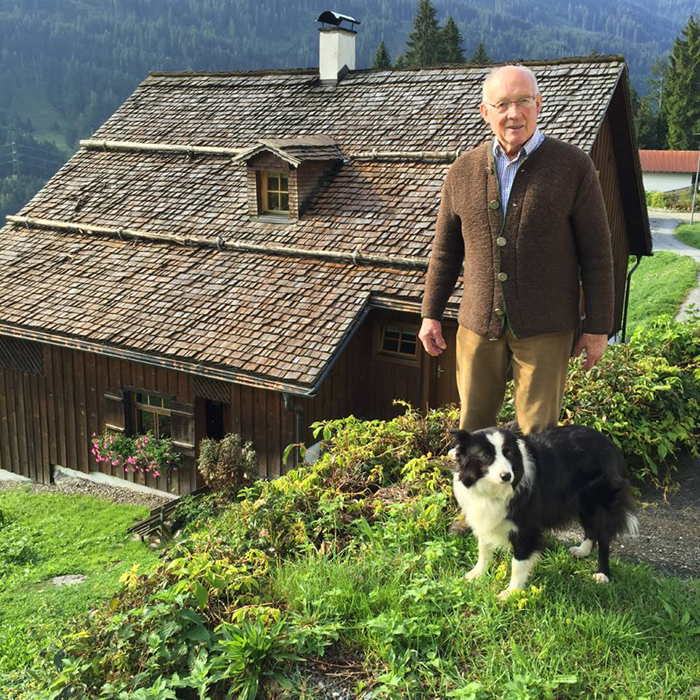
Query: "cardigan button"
489 199 500 210
496 237 507 246
495 308 504 317
498 272 508 282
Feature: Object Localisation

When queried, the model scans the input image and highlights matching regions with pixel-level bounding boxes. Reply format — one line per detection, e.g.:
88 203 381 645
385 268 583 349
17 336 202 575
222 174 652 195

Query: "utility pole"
691 149 700 226
691 133 700 226
10 134 19 177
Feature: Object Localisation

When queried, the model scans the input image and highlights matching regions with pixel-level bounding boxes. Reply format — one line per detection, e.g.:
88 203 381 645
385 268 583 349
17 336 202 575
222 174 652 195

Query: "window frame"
131 389 174 439
258 169 290 215
372 320 420 367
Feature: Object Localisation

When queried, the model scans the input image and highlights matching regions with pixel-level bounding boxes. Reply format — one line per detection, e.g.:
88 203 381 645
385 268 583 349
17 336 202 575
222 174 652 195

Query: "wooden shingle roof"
0 56 639 395
233 136 344 165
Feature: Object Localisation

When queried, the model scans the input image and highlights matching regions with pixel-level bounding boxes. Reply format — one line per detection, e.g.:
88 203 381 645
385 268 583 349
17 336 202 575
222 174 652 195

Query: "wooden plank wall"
1 311 452 490
0 343 197 494
0 362 51 485
591 114 630 336
225 383 295 481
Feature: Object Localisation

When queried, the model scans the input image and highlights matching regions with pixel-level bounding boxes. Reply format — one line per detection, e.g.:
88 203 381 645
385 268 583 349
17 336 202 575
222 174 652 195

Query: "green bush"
645 189 697 211
498 316 700 481
197 433 258 498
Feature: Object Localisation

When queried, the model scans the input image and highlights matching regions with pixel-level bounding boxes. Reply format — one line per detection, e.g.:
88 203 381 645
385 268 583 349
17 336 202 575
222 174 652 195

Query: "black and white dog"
450 424 638 599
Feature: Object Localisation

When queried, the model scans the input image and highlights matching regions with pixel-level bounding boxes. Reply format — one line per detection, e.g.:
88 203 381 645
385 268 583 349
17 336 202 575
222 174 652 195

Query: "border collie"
450 424 638 599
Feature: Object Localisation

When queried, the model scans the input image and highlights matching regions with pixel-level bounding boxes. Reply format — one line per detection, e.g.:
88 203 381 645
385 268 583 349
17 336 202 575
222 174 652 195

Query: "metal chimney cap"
317 11 361 30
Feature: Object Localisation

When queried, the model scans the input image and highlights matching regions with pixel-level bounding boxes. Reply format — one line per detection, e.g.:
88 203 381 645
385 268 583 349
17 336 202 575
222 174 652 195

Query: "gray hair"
482 65 539 102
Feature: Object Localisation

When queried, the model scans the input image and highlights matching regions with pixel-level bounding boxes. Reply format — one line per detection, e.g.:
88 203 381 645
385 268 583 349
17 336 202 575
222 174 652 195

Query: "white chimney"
317 11 360 83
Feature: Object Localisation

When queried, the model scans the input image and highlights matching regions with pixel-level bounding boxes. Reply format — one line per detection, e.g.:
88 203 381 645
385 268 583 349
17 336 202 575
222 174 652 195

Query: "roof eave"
0 323 318 397
607 65 653 256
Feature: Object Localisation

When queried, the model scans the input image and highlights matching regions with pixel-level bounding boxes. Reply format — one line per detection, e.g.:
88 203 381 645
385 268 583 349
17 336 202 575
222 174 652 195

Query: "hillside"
0 0 696 220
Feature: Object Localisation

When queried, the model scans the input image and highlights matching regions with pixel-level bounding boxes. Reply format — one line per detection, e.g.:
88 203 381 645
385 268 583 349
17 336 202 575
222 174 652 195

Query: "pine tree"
441 16 465 64
635 95 666 149
665 16 700 150
404 0 442 68
372 40 392 69
469 42 493 65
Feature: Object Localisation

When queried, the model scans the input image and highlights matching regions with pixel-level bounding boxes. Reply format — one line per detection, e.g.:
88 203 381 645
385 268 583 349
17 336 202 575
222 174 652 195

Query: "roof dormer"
234 135 344 222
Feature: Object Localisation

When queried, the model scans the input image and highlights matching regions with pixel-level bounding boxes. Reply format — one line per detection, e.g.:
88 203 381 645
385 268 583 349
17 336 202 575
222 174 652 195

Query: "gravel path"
0 474 170 511
554 454 700 579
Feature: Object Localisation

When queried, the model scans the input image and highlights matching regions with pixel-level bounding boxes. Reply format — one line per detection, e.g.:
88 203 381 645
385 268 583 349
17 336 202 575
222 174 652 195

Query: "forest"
0 0 697 220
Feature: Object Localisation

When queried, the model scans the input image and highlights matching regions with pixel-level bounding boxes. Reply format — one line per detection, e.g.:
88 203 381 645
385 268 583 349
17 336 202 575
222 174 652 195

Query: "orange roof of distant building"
639 150 700 173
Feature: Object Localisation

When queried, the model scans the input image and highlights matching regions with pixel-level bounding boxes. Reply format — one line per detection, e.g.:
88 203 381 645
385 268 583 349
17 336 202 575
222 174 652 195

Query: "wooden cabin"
0 46 651 494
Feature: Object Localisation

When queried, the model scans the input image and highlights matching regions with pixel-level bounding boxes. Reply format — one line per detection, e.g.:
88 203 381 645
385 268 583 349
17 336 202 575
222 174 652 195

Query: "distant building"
639 149 700 192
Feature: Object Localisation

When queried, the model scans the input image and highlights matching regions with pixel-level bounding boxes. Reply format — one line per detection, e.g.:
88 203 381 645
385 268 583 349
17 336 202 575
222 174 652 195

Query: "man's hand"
419 318 447 356
572 333 608 370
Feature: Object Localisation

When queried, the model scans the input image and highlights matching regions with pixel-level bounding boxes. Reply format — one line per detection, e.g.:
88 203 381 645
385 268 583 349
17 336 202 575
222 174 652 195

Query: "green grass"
269 523 700 698
626 251 699 333
676 222 700 251
0 488 159 679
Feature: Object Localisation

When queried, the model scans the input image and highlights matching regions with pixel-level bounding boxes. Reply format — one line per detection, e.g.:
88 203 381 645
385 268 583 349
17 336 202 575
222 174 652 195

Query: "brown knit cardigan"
421 137 614 339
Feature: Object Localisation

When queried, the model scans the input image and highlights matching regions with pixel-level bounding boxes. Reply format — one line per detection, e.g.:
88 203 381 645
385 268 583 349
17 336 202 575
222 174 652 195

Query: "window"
134 392 172 438
260 171 289 213
374 322 420 366
381 325 418 357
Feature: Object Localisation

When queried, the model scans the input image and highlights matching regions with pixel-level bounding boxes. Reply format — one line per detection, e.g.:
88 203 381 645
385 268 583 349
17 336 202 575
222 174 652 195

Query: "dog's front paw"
497 587 519 601
465 566 484 581
592 572 610 584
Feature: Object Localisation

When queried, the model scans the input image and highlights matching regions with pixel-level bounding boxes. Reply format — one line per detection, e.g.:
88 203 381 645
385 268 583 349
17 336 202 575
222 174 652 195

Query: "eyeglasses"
486 96 537 113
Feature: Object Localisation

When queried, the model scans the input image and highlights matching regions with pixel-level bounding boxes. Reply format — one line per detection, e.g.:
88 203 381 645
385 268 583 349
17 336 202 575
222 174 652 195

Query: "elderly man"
419 64 614 436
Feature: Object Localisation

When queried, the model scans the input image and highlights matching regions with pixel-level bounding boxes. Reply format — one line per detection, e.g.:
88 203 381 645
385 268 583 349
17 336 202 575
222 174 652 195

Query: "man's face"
480 67 542 158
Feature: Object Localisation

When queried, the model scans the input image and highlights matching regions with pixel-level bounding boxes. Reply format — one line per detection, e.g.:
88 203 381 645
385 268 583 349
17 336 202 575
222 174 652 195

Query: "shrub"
498 316 700 481
197 433 258 498
645 189 697 211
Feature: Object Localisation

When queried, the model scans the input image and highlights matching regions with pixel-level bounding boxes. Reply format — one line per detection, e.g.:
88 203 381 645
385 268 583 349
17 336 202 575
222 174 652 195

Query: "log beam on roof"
80 139 459 162
80 139 245 157
5 215 429 271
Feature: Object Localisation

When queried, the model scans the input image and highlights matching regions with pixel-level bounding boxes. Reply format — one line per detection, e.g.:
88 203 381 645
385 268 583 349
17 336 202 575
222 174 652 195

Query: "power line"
15 147 65 164
16 153 64 167
15 142 61 154
16 143 66 161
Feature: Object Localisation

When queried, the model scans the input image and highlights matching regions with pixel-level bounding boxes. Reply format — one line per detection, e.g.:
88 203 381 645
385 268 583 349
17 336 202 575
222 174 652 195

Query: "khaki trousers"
456 325 573 434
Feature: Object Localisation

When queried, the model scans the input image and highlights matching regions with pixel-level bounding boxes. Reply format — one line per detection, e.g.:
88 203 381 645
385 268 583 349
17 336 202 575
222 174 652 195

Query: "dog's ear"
448 428 470 445
500 420 523 436
447 429 469 469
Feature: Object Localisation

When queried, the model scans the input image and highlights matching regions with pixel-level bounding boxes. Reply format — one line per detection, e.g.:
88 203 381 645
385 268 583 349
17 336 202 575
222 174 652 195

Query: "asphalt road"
647 210 700 319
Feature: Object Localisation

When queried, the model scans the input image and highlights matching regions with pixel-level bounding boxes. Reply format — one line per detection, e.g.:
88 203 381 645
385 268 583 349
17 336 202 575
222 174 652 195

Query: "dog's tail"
622 512 640 537
609 474 639 538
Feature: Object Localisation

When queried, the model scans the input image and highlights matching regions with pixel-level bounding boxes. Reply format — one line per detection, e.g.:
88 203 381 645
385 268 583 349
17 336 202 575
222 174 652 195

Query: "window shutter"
170 401 195 453
104 388 126 433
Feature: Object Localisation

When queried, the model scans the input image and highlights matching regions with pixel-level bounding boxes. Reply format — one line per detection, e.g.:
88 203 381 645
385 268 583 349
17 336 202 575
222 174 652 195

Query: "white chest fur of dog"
453 471 516 548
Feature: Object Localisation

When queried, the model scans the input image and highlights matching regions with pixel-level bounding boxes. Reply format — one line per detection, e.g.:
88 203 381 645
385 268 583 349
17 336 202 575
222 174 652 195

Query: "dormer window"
235 136 344 222
261 171 289 213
